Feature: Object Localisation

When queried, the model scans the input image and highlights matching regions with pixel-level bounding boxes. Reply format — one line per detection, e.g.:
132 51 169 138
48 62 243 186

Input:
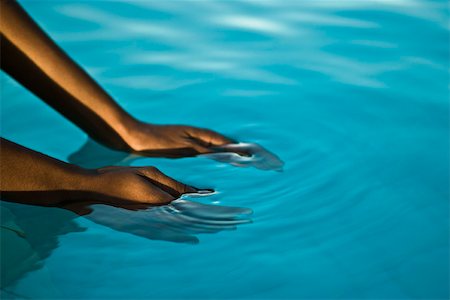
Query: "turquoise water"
1 0 449 299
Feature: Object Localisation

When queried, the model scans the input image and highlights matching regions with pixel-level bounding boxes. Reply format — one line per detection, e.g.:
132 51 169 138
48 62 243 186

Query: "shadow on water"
0 197 252 290
69 138 284 171
0 202 85 291
68 138 137 168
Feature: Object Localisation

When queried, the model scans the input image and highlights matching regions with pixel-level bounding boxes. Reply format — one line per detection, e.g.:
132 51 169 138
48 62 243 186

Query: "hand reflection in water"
61 195 252 244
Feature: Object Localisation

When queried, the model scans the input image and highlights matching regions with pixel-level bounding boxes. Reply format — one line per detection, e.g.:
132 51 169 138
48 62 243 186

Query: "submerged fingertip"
185 237 200 245
196 188 215 194
242 208 254 215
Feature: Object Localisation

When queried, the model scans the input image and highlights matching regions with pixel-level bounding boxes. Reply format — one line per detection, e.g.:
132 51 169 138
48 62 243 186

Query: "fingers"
184 127 234 155
187 128 234 147
187 140 214 155
140 183 175 205
138 166 196 197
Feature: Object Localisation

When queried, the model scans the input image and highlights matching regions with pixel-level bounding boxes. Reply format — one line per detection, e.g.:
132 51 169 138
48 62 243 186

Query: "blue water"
1 0 449 299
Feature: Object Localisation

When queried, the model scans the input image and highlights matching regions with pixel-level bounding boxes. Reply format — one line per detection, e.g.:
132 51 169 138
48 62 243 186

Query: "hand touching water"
124 122 233 158
91 166 199 205
1 139 201 207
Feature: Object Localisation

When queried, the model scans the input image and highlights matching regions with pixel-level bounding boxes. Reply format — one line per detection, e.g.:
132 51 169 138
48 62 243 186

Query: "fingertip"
195 188 215 195
183 184 197 194
185 236 200 244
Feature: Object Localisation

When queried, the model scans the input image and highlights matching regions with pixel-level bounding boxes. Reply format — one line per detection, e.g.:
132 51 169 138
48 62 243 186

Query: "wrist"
120 119 157 153
87 110 142 152
58 165 98 197
104 114 144 152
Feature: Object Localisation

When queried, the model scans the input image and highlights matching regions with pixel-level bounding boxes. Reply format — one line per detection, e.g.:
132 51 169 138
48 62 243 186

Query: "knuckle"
142 166 159 174
147 166 158 172
177 182 187 193
178 182 194 194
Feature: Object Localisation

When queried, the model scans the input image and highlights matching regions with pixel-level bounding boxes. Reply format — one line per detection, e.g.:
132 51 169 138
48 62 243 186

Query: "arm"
0 0 135 151
0 0 231 157
0 138 195 207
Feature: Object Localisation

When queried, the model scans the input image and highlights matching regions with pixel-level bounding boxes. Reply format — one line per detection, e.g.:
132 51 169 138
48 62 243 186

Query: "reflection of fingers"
172 200 253 219
170 220 238 233
139 167 196 197
139 230 199 244
167 234 199 244
156 210 238 233
174 213 253 226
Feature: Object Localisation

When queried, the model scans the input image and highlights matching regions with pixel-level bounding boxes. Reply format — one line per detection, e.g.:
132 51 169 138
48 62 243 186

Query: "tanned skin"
0 0 231 207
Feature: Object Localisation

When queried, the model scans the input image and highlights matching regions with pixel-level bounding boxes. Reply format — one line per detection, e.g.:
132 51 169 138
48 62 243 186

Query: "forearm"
0 0 137 150
0 138 94 206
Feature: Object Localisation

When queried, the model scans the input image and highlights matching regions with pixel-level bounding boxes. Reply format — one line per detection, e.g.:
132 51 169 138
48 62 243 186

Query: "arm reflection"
0 197 251 290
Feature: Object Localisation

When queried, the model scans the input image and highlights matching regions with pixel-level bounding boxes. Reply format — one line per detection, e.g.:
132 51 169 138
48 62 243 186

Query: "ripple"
3 0 448 298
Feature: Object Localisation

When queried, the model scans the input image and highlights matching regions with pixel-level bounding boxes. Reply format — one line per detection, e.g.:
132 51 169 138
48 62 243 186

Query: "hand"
125 122 234 158
0 139 196 208
85 166 198 206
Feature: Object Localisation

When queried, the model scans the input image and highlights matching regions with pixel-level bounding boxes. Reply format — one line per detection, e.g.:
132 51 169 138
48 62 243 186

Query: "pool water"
1 0 449 299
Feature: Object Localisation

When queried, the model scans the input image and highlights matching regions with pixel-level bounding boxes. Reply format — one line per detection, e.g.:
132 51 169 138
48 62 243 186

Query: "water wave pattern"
0 0 448 299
